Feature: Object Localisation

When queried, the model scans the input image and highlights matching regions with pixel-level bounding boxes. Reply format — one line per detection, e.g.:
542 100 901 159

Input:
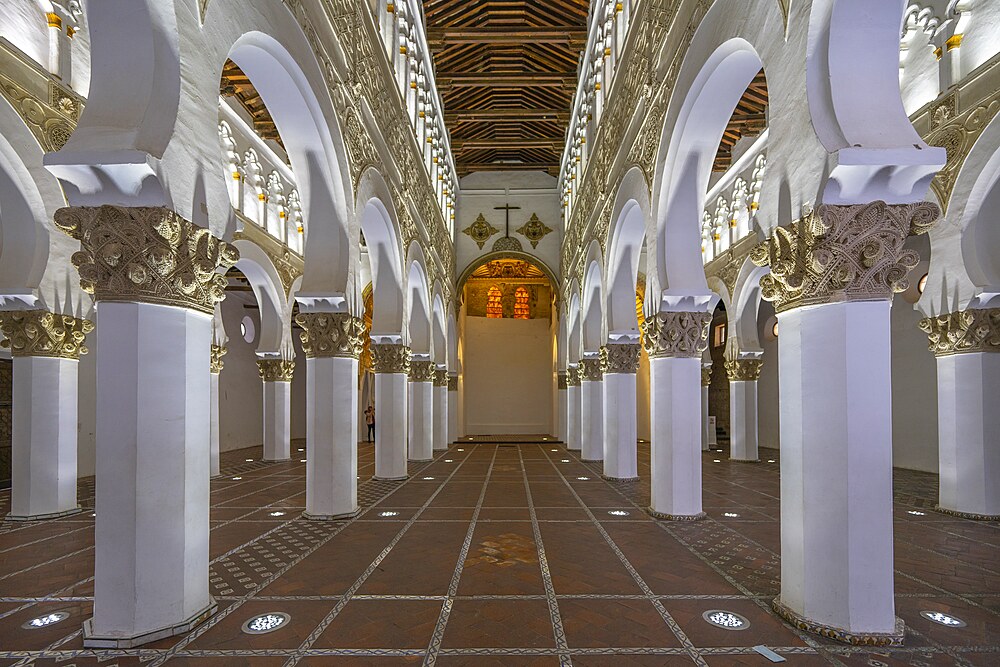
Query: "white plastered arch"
232 239 293 358
404 242 432 355
581 241 605 355
356 168 405 334
606 166 651 335
729 259 772 355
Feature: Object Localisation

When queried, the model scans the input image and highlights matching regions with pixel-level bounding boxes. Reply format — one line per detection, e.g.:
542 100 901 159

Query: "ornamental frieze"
371 343 411 374
296 313 365 359
0 310 93 360
641 311 712 358
600 343 641 374
257 358 296 383
210 344 228 374
579 357 604 381
918 308 1000 356
54 205 239 314
408 359 436 383
749 202 940 313
724 358 763 382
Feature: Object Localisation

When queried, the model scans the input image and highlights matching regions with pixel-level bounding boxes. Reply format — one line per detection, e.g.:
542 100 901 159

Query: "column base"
601 474 639 482
373 474 409 482
303 508 361 521
5 506 83 522
581 458 603 463
82 598 217 649
772 598 904 647
648 508 706 521
729 458 760 463
408 458 433 463
934 505 1000 521
263 457 291 462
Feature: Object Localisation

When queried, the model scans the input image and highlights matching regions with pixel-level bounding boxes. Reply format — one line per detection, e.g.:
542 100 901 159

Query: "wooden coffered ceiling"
713 69 768 172
424 0 589 177
220 59 283 149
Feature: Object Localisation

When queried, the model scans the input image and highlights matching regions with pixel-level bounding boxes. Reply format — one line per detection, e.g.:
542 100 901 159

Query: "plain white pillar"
262 380 292 461
566 379 580 451
8 356 80 520
775 301 900 641
935 351 1000 518
304 355 359 519
408 379 434 461
447 374 458 444
86 302 215 648
701 384 710 452
557 377 567 442
375 371 408 479
603 372 636 479
433 376 448 451
209 371 221 477
581 378 604 462
729 380 759 461
648 356 703 519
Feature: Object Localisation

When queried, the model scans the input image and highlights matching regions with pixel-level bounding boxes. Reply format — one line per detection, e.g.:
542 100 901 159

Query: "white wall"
463 316 552 434
891 297 939 472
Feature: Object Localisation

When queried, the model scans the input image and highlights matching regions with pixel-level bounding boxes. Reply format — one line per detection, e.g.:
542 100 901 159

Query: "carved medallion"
515 213 553 249
462 213 500 249
919 308 1000 356
0 310 93 360
296 313 365 359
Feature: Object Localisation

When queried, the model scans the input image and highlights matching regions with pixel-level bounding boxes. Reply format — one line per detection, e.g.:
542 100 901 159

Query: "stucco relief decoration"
408 359 436 382
493 236 524 252
371 343 411 374
257 358 296 383
462 214 499 250
579 357 604 381
0 310 93 360
701 365 713 386
918 308 1000 356
54 205 239 314
600 343 641 374
296 313 365 359
557 372 568 390
515 214 553 249
749 202 940 313
725 358 763 381
566 366 580 387
448 375 459 391
640 311 712 358
210 344 228 374
926 93 1000 214
434 369 449 387
0 69 80 152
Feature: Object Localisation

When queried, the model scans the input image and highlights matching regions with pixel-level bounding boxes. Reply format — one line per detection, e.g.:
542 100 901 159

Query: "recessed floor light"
723 512 740 518
767 459 776 463
703 609 750 630
577 477 590 481
300 459 306 463
269 511 285 517
551 449 558 452
422 476 435 480
91 512 96 517
713 459 721 463
542 437 548 440
298 448 304 452
608 510 630 516
378 511 399 517
908 510 926 516
920 610 966 627
561 459 570 463
245 458 253 462
232 476 242 480
242 612 290 634
445 459 454 462
22 611 69 629
457 448 464 451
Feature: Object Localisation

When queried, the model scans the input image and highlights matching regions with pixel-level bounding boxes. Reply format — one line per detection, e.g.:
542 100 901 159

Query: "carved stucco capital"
53 205 239 314
640 311 712 358
566 365 581 387
257 358 295 383
724 358 763 382
918 308 1000 356
408 359 435 382
447 374 459 391
433 368 449 386
0 309 93 360
749 201 940 313
600 343 641 374
371 343 411 374
210 344 228 374
579 357 603 381
701 365 713 387
557 371 568 390
296 313 365 359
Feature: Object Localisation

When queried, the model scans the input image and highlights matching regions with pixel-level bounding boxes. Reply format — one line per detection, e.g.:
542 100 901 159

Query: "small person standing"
364 405 375 442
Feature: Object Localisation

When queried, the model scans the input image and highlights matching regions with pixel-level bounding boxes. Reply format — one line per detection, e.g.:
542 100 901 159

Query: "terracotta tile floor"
1 440 998 665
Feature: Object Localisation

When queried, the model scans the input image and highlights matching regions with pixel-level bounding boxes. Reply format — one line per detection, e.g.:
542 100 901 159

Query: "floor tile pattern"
0 439 997 666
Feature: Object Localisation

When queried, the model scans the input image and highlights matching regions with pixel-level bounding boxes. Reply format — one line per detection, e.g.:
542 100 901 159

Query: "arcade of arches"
0 0 999 664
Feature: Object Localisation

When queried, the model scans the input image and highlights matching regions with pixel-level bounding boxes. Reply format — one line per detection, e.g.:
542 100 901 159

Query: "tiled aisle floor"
0 440 998 665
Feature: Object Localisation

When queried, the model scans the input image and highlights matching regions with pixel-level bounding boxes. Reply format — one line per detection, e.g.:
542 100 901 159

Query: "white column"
209 352 222 477
408 357 434 461
579 356 605 463
557 371 567 442
643 310 712 520
372 342 410 479
920 309 1000 519
1 310 92 521
257 358 293 461
726 357 762 462
433 367 448 450
601 342 639 480
701 364 712 452
566 365 580 451
87 302 216 647
447 373 458 445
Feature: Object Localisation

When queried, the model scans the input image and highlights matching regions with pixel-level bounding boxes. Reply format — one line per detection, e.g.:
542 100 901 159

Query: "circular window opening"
241 315 256 344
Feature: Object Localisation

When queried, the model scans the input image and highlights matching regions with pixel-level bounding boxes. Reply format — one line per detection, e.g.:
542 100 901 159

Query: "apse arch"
457 251 560 294
581 242 605 355
606 167 651 335
405 243 432 355
231 240 291 357
652 38 765 299
357 169 405 334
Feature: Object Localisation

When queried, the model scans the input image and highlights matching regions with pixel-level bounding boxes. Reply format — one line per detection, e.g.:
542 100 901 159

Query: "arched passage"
357 171 405 337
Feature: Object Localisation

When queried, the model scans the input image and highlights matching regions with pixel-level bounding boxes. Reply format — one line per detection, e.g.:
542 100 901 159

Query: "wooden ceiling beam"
458 162 561 172
445 108 570 121
437 72 576 88
427 27 587 45
454 138 562 150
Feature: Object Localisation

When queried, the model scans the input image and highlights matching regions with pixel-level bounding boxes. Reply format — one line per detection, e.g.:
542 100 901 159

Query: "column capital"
408 359 435 382
53 205 239 314
701 364 713 387
433 368 449 386
640 311 711 358
257 358 295 382
725 358 763 381
557 371 568 389
579 357 603 381
371 343 411 374
600 342 640 374
919 308 1000 356
296 312 365 359
210 344 227 374
566 365 581 387
447 374 459 391
749 201 940 313
0 309 93 360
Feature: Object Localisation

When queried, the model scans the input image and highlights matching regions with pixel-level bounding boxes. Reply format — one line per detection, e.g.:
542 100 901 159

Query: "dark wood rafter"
220 59 285 149
423 0 589 176
713 69 769 172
